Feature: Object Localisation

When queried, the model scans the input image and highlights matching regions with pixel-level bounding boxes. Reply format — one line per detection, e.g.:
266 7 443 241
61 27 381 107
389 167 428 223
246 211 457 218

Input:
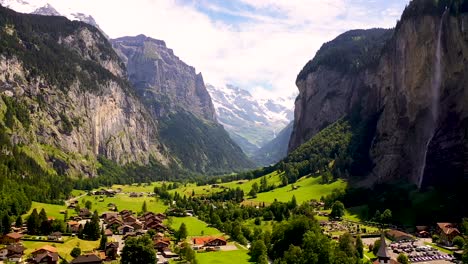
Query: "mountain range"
206 84 293 157
0 2 252 181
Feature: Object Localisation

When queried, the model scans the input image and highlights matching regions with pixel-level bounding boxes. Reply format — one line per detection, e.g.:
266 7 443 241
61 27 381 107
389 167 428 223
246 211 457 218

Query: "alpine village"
0 0 467 263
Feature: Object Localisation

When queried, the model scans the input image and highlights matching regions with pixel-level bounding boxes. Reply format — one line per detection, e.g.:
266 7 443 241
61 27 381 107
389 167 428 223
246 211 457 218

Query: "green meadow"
165 216 222 237
251 176 347 204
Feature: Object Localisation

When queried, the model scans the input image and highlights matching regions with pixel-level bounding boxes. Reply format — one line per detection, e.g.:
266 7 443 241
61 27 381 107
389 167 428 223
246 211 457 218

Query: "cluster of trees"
121 235 157 264
248 176 277 197
297 27 392 79
26 209 66 235
78 210 101 241
249 216 369 264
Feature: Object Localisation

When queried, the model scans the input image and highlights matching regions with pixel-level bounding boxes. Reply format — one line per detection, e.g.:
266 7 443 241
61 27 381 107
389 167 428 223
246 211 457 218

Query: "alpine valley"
0 1 467 264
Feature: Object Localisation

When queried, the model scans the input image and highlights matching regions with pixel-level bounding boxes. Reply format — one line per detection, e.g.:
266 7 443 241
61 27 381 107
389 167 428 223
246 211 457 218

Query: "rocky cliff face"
290 1 468 187
111 35 253 173
111 35 216 121
0 6 167 177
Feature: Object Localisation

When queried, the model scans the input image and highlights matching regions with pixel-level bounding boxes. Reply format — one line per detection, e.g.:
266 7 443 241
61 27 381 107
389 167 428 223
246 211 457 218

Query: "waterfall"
418 9 448 188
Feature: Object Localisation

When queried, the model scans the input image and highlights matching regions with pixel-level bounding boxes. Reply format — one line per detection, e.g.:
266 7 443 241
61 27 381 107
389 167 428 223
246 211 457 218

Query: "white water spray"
418 9 448 188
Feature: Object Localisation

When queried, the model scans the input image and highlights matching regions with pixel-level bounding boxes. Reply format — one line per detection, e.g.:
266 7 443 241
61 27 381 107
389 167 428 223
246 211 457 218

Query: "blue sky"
22 0 409 105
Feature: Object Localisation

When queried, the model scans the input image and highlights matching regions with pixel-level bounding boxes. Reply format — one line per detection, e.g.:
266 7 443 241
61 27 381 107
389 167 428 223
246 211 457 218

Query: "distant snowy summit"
0 0 103 32
207 83 294 156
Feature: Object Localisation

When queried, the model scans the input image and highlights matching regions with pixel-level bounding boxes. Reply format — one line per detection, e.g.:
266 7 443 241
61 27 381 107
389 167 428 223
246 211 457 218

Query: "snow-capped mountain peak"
1 0 102 30
206 83 294 155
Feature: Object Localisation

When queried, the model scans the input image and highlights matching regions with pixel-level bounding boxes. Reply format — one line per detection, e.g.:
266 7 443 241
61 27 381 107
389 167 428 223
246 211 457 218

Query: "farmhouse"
154 238 170 251
28 251 59 264
6 244 26 263
117 225 134 235
79 208 91 218
47 232 63 241
67 221 81 233
70 254 103 264
104 242 119 260
437 223 461 246
1 232 23 244
192 236 227 247
386 230 414 241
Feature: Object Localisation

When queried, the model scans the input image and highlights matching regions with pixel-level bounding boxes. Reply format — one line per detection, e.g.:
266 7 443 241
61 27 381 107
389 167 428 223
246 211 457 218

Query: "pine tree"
27 209 40 235
39 208 48 223
176 223 188 242
15 215 22 227
2 214 11 235
99 233 108 250
142 201 147 213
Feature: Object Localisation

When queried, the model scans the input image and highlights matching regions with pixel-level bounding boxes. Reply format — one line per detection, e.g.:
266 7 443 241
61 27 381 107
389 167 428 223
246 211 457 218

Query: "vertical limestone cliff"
0 6 168 177
290 1 468 187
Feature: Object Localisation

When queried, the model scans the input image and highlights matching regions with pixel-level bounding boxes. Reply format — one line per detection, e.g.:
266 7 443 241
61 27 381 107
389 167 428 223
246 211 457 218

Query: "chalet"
119 210 132 217
47 232 62 241
386 230 414 242
122 215 137 224
205 237 227 247
67 221 81 233
79 208 91 218
104 229 113 236
28 251 59 264
117 225 134 235
373 234 400 264
101 212 119 222
6 244 26 263
104 242 119 260
437 223 461 246
129 192 139 198
161 249 178 259
192 236 227 247
154 238 170 252
31 245 58 256
1 232 23 244
130 222 143 231
147 222 166 232
155 213 166 220
70 254 103 264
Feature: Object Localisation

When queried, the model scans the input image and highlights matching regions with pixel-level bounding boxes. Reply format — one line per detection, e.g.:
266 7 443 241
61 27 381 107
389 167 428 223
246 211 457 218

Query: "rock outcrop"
290 1 468 187
112 35 253 173
112 35 216 121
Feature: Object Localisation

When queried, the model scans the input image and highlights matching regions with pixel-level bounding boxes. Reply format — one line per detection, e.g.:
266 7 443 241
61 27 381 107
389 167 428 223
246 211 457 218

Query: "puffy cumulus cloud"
37 0 407 104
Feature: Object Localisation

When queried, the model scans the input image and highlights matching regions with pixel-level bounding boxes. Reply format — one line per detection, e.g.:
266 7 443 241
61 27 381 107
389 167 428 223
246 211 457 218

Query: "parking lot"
389 240 454 263
362 237 454 263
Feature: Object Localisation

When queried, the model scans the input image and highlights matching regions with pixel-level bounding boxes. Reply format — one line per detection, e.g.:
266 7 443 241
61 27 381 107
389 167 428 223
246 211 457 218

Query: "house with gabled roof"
436 222 461 246
1 232 23 244
70 254 102 264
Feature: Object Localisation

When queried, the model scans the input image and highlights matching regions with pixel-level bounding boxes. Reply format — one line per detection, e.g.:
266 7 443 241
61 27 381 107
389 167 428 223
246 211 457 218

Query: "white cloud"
14 0 408 106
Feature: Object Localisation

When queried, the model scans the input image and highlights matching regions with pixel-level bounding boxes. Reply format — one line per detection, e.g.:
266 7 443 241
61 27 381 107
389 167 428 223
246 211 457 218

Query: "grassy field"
220 171 282 193
242 219 274 233
23 236 100 261
165 216 222 237
76 194 168 215
24 202 69 220
23 193 168 221
194 244 252 264
250 176 347 204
